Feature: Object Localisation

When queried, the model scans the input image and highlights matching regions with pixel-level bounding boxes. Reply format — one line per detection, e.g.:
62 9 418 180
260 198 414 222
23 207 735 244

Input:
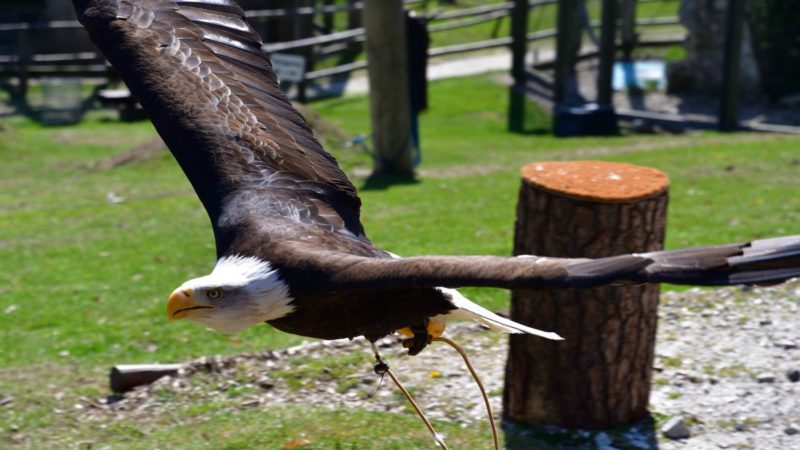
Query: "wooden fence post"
718 0 745 132
620 0 638 60
553 0 583 104
596 0 618 107
363 0 414 176
293 0 314 103
322 0 335 33
15 29 31 111
504 161 669 428
346 0 364 51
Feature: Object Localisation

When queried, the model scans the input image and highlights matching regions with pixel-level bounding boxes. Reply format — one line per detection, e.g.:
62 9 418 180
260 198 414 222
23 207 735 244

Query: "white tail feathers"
437 287 563 340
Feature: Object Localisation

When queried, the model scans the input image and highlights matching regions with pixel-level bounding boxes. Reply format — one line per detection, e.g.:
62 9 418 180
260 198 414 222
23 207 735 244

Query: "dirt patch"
94 137 167 170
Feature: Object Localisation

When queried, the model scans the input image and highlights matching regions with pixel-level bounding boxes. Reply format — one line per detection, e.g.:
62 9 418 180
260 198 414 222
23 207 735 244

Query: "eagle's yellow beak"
167 288 212 321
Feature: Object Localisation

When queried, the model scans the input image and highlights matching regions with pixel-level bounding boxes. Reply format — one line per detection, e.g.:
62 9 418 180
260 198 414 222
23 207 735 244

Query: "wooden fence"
0 0 682 109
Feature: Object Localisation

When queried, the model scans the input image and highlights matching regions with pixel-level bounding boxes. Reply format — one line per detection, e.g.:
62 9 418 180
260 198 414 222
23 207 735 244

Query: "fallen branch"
109 364 183 393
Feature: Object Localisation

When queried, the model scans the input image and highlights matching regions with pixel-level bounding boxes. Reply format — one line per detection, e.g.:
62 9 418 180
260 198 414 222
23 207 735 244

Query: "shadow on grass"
360 172 420 191
501 414 660 449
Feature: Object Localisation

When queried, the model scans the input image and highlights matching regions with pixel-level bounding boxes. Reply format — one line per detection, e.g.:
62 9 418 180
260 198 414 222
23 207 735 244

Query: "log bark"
503 161 669 429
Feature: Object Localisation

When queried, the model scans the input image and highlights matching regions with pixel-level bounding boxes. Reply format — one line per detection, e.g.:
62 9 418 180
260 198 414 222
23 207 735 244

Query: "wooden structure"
510 0 752 135
363 0 414 176
718 0 745 131
110 364 183 393
504 161 669 428
596 0 618 107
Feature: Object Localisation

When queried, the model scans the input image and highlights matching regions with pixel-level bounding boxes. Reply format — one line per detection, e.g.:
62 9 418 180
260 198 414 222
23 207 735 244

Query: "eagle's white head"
166 255 294 333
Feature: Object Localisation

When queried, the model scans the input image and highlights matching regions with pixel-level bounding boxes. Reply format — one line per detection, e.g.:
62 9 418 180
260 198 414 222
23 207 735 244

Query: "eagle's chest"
267 288 454 342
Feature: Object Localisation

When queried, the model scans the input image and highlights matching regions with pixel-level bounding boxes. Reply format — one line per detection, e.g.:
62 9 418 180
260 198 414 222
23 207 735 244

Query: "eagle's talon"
403 322 432 356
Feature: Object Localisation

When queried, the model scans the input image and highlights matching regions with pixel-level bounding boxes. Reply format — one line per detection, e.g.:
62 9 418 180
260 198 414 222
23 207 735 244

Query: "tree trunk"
363 0 414 176
503 161 669 429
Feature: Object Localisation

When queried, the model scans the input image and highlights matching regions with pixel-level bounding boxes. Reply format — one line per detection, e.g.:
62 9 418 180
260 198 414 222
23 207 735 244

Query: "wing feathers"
74 0 364 248
176 0 242 14
296 235 800 292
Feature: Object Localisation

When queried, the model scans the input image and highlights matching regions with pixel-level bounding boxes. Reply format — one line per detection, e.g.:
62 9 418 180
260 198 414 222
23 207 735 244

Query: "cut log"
503 160 669 429
110 364 183 393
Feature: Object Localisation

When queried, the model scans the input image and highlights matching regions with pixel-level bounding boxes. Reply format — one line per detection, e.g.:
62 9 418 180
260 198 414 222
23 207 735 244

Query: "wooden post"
718 0 745 132
110 364 183 393
363 0 414 176
553 0 582 104
510 0 529 85
322 0 335 33
620 0 638 60
508 0 530 132
15 29 31 111
346 0 364 51
504 161 669 428
293 0 314 103
347 0 363 29
596 0 618 106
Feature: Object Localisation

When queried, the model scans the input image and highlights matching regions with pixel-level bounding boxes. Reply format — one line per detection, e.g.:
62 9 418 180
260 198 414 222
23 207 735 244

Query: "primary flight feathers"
73 0 799 347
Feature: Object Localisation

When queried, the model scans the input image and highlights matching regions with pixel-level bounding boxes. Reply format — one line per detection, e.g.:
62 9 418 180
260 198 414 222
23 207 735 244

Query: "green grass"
2 73 800 448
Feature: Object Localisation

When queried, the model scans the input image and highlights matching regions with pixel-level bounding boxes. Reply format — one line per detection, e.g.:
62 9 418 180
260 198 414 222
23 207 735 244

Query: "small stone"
785 425 800 436
776 340 798 350
661 416 690 439
787 369 800 383
756 373 776 383
595 432 612 447
257 379 274 390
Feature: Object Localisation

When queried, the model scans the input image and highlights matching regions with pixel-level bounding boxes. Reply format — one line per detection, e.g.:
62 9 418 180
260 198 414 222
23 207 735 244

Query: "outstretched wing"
73 0 365 252
280 235 800 292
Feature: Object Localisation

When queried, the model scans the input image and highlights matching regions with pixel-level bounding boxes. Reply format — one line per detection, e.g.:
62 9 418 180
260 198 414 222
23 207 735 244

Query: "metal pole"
718 0 745 132
596 0 618 106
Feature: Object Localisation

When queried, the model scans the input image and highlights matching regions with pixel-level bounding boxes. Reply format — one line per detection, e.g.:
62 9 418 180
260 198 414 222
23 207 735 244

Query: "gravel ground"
83 281 800 449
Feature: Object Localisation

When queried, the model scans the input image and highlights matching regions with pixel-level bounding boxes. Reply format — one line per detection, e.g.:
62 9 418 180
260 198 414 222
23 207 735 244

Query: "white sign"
270 53 306 83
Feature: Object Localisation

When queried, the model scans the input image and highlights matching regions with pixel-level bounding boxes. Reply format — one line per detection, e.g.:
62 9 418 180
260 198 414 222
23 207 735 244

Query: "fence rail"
0 0 684 106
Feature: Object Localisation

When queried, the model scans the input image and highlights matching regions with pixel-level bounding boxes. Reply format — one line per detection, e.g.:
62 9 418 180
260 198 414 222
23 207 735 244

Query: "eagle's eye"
207 288 223 300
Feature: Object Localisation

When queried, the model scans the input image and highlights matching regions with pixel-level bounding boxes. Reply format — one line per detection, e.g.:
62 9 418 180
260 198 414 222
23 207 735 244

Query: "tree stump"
503 160 669 429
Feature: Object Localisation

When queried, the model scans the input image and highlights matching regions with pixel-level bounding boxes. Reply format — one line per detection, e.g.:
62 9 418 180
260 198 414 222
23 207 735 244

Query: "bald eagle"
72 0 800 355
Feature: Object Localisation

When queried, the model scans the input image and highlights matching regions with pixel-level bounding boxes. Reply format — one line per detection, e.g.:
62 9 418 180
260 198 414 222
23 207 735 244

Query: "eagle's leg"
368 342 449 450
402 321 433 356
369 342 389 375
